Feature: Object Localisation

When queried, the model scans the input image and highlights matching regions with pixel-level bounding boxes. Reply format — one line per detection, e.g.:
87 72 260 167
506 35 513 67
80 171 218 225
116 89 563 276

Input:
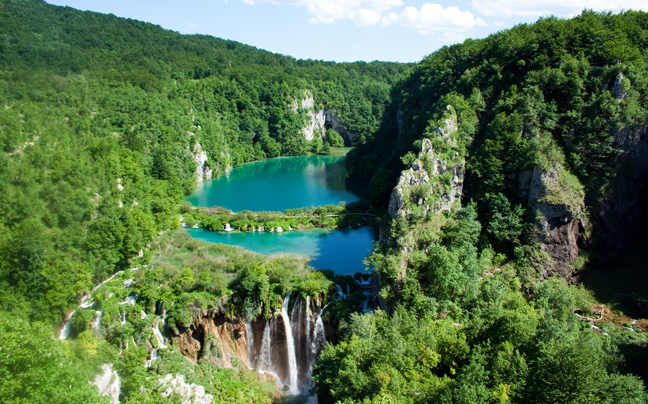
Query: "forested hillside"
321 10 648 403
2 0 648 403
0 0 409 323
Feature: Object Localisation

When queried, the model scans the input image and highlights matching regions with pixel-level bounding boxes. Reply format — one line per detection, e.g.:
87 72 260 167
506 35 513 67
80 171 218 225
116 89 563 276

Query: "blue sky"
46 0 647 63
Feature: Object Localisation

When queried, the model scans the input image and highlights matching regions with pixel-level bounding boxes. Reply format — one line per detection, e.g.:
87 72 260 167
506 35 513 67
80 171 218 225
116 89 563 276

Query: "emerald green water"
186 155 367 212
186 155 376 274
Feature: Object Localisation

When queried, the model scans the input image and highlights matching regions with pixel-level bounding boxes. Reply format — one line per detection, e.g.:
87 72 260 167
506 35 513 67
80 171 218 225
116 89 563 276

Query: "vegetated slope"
350 9 648 270
316 10 648 403
0 0 409 323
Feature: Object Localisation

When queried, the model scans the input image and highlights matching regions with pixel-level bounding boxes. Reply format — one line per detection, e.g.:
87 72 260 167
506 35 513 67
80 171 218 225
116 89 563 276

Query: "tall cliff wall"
388 105 464 221
527 164 586 279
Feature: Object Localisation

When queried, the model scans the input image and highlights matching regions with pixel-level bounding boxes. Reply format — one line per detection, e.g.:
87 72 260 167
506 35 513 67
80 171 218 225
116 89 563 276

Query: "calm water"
186 155 376 274
186 155 368 212
187 227 378 275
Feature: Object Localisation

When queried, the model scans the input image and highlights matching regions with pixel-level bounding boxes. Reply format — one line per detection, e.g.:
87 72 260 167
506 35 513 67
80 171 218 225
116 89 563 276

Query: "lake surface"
187 227 378 275
186 155 368 212
186 155 377 274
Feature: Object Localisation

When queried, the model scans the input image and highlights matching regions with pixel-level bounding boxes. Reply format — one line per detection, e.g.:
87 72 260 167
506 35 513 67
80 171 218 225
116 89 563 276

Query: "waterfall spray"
59 310 76 340
281 295 299 394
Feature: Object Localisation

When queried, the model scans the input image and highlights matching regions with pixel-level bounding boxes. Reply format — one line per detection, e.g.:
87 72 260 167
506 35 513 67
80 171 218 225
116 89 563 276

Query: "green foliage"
0 315 107 404
326 129 345 147
0 0 409 323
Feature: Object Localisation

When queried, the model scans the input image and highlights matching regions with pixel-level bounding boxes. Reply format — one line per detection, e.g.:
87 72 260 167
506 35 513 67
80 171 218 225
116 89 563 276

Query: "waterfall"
153 318 167 349
244 321 254 369
305 295 312 362
93 311 103 336
224 223 232 232
246 295 328 396
256 320 282 387
336 284 346 299
281 295 299 394
59 310 75 340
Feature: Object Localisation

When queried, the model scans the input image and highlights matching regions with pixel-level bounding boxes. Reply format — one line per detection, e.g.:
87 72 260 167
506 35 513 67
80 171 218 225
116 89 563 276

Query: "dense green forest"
0 0 408 323
1 0 648 403
331 9 648 403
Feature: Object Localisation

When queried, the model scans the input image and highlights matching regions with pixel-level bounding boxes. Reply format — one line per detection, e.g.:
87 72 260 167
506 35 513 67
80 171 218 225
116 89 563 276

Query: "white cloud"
243 0 403 26
439 31 466 43
383 3 484 34
240 0 486 35
471 0 647 18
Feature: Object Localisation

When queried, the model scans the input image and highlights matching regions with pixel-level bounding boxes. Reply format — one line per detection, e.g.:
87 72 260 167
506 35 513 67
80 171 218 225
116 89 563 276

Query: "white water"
281 295 299 394
256 320 274 375
153 318 167 349
246 295 329 396
224 223 232 232
244 321 254 369
336 284 346 299
59 310 75 340
93 311 103 336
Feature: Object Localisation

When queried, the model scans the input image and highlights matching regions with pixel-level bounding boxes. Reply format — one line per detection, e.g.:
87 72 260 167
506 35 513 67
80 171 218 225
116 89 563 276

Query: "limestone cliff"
293 90 360 145
527 164 586 279
192 141 212 183
174 311 249 369
388 105 464 220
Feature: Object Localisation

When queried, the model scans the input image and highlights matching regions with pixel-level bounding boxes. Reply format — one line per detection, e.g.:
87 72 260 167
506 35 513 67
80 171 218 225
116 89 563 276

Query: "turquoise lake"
187 227 378 275
186 155 377 275
186 155 368 212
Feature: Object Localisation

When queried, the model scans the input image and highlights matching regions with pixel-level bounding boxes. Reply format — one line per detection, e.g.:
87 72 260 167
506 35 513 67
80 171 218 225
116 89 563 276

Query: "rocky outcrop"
293 90 359 145
158 374 213 404
175 313 249 368
91 364 120 404
388 105 464 220
323 110 359 145
192 142 212 183
528 164 586 279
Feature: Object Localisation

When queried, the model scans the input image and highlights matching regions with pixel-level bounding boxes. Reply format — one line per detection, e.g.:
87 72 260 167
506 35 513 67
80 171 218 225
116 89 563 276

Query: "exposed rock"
528 164 586 279
612 73 628 102
388 105 463 220
175 314 249 368
292 90 359 145
91 364 120 404
158 374 213 404
192 142 212 183
324 110 359 145
302 109 325 141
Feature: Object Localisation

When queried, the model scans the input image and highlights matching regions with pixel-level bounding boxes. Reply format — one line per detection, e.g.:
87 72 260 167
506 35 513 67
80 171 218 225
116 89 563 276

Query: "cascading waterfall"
244 321 254 369
245 294 329 397
153 318 167 349
93 311 103 336
59 310 76 340
255 320 282 387
281 295 299 394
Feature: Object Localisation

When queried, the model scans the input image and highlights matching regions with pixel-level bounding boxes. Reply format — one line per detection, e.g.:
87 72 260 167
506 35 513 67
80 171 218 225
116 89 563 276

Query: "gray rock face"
388 106 463 220
612 73 628 102
293 90 359 145
91 364 120 404
192 142 212 183
158 374 213 404
528 165 585 279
